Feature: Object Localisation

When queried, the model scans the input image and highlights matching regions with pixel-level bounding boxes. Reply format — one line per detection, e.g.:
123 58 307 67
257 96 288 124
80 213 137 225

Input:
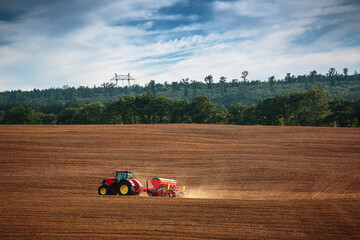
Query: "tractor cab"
99 170 142 196
116 170 133 183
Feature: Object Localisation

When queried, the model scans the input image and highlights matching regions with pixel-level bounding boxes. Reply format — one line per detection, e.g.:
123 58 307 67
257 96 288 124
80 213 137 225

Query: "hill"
1 69 359 112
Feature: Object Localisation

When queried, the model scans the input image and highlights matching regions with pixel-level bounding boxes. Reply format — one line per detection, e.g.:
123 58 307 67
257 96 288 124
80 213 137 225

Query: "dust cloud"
183 187 359 200
184 186 234 199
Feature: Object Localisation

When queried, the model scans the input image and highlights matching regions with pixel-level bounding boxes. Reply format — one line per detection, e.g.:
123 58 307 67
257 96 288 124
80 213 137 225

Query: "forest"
0 68 359 127
0 88 359 127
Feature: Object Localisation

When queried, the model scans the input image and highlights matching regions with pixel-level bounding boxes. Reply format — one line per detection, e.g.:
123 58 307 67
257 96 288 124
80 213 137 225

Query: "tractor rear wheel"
98 184 109 195
117 182 134 195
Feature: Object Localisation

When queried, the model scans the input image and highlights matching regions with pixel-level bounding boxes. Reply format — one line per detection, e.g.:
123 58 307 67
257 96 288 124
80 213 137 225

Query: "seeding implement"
98 170 185 197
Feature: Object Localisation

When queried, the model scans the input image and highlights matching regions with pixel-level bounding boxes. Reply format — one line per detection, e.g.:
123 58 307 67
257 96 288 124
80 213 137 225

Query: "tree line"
1 88 359 127
1 68 359 113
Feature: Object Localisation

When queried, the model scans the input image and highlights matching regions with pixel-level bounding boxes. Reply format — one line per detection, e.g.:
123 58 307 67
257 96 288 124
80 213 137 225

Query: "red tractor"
98 170 143 195
98 170 185 197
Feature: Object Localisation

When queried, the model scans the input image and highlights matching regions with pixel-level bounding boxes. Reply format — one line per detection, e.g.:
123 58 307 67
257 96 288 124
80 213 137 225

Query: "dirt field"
0 124 360 239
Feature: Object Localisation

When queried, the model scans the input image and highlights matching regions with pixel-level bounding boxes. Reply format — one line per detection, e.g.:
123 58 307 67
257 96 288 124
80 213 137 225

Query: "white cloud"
93 0 180 23
0 0 359 90
214 0 280 17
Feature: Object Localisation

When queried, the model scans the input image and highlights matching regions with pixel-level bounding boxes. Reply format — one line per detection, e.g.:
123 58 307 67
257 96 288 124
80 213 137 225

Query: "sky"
0 0 360 91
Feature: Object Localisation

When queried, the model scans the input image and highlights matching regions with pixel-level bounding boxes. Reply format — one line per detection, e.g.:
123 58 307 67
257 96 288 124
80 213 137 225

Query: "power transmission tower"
110 73 135 98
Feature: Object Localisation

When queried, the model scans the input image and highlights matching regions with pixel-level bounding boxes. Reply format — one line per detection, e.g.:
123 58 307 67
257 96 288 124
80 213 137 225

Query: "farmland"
0 124 360 239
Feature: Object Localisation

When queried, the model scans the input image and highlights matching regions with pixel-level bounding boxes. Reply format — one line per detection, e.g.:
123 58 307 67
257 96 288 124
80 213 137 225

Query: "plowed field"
0 124 360 239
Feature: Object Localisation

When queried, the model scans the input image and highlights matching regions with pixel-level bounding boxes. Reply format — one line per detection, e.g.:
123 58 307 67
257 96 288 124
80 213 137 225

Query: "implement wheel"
98 184 109 195
117 182 134 195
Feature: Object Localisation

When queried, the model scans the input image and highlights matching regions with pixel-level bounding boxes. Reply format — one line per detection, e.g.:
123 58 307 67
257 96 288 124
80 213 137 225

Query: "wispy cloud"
0 0 359 90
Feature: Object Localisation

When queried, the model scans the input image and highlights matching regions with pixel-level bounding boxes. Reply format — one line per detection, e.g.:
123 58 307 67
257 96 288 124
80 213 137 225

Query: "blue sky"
0 0 359 90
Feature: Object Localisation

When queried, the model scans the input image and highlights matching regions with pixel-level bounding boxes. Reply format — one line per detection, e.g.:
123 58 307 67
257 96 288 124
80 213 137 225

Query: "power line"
110 73 135 97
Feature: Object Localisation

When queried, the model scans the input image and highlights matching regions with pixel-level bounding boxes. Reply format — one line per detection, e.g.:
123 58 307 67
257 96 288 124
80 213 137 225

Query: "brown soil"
0 124 359 239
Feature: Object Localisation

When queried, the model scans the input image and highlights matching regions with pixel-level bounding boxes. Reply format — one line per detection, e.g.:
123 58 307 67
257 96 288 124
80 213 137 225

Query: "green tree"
254 88 330 126
72 102 104 124
352 98 360 127
104 96 137 124
309 70 317 83
153 96 171 123
0 111 4 123
255 94 289 125
148 80 157 95
190 80 205 98
38 113 57 124
2 105 40 124
326 98 357 127
171 82 180 92
204 75 213 89
328 68 336 86
231 79 239 87
57 107 78 124
243 105 257 125
219 76 227 95
189 95 217 123
214 108 228 124
135 92 170 123
285 73 292 83
181 78 190 98
228 103 247 124
343 68 349 82
328 68 336 77
268 76 275 92
241 71 248 82
169 99 191 123
293 88 330 126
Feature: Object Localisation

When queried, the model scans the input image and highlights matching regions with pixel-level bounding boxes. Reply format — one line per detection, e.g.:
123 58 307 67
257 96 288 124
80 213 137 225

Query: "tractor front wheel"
98 184 109 195
117 182 134 195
